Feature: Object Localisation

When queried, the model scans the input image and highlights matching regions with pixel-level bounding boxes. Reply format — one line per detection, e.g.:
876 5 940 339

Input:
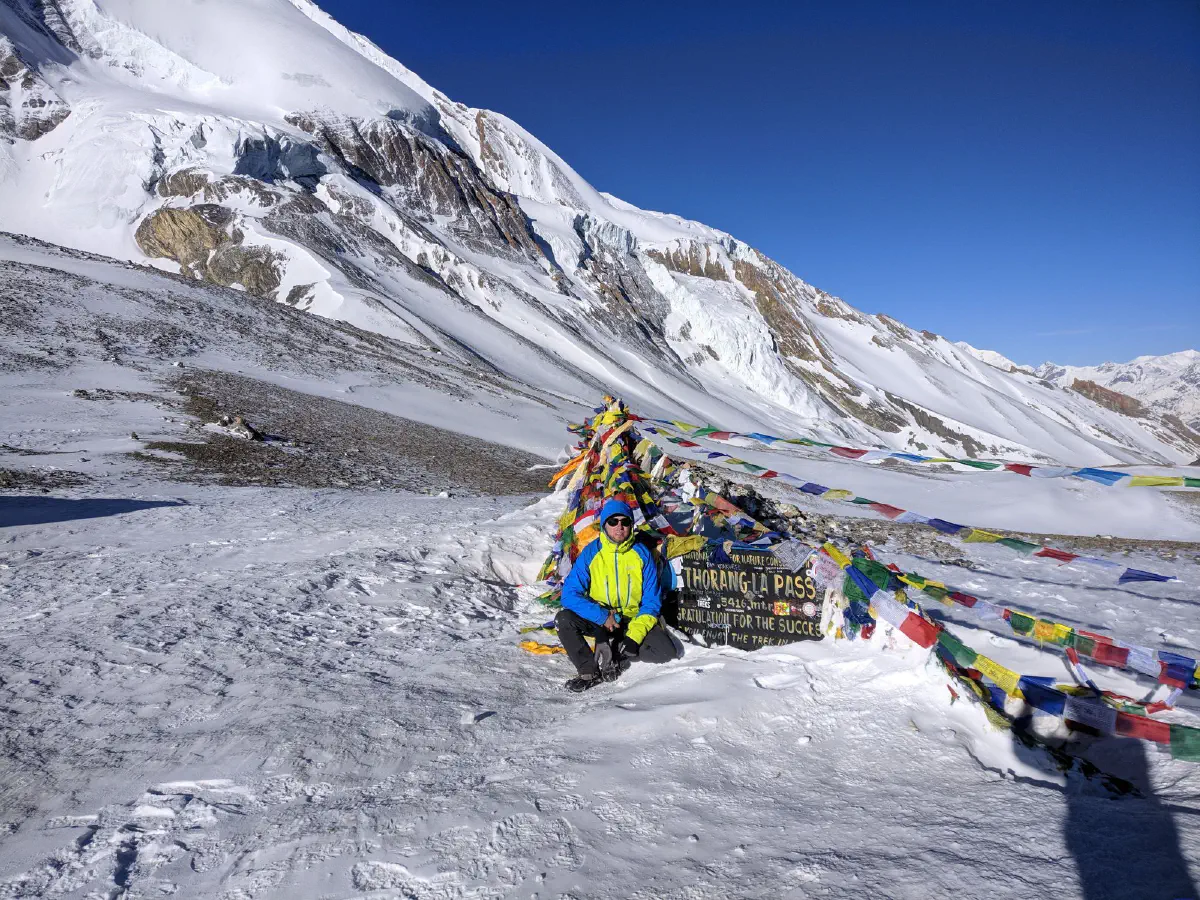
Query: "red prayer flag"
1034 547 1079 563
678 440 699 448
899 613 938 648
708 431 732 440
949 591 978 607
1004 464 1034 476
831 447 868 459
1159 663 1190 689
868 503 905 519
1115 712 1171 743
762 470 779 478
1092 642 1130 667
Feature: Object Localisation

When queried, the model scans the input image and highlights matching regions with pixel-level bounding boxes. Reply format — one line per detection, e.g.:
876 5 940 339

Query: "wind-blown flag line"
641 426 1178 586
893 568 1197 691
823 547 1200 762
642 418 1200 490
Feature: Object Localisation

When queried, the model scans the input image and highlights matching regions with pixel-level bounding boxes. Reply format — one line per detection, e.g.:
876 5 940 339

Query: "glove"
617 636 640 659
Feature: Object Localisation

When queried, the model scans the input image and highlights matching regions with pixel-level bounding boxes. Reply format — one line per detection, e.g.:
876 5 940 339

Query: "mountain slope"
1 0 1196 466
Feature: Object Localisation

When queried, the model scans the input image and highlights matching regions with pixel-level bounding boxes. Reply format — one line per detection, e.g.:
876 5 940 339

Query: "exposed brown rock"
732 255 828 364
1070 379 1144 417
474 110 509 182
135 208 227 271
644 244 729 281
135 206 282 299
156 168 211 198
815 295 863 322
288 113 544 262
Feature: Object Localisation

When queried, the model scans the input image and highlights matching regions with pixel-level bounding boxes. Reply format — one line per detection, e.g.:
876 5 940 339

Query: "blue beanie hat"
599 498 633 525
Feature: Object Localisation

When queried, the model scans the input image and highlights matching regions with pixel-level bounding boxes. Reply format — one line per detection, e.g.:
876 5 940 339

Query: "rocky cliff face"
1070 379 1144 417
0 0 1196 466
0 34 68 142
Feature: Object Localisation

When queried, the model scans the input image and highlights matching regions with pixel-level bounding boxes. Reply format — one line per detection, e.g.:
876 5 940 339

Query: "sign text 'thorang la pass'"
666 547 823 650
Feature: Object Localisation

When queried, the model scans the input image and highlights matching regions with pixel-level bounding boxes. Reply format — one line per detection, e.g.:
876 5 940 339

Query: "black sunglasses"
605 516 633 528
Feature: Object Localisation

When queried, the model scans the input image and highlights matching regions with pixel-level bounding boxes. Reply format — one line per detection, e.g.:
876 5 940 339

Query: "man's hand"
603 612 617 632
617 636 640 659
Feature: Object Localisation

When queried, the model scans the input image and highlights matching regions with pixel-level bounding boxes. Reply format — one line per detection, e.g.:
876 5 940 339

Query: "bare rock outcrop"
287 113 545 262
1071 379 1144 417
135 206 282 299
0 36 70 143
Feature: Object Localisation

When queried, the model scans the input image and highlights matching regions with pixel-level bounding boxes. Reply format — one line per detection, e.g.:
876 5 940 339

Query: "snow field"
2 477 1198 898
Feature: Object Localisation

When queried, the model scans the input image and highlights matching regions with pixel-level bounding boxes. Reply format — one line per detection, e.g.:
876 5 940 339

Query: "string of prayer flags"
644 418 1199 490
644 426 1177 586
897 570 1198 690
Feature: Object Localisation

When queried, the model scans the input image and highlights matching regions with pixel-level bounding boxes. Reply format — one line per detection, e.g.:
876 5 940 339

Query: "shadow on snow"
0 496 186 528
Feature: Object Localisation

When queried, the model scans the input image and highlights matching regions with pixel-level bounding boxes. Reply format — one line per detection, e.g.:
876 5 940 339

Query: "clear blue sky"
321 0 1199 367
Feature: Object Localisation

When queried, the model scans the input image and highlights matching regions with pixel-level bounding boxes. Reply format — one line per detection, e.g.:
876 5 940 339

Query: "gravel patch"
129 369 552 495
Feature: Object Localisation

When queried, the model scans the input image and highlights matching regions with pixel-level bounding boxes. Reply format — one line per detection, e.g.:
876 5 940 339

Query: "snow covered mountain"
1 0 1197 466
1034 351 1200 435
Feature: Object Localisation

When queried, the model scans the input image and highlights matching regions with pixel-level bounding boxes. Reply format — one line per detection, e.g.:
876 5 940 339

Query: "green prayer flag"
692 427 719 437
1009 612 1035 635
937 631 978 668
1170 724 1200 762
1185 478 1200 489
958 460 1002 470
843 557 894 604
1070 633 1097 657
850 497 875 505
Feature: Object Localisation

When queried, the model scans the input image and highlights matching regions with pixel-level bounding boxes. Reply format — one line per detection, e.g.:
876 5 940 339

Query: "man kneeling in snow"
556 498 676 692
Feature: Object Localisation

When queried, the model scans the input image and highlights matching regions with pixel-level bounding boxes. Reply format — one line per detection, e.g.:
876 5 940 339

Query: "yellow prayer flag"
1052 623 1073 645
823 489 854 501
823 543 852 569
665 534 706 559
963 529 1004 543
1032 620 1056 643
974 655 1024 698
1129 475 1185 487
519 639 567 656
573 524 598 551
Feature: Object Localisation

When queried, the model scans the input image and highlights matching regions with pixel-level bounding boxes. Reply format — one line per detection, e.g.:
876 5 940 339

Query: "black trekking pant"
555 607 677 676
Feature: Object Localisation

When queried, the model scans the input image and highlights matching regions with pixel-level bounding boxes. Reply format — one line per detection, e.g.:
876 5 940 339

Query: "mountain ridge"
1 0 1196 467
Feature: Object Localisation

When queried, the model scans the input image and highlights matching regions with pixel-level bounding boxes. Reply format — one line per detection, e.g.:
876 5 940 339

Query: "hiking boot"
594 641 619 683
565 673 601 693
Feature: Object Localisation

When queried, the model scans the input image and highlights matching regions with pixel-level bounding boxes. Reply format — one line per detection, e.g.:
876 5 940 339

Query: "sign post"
665 547 824 650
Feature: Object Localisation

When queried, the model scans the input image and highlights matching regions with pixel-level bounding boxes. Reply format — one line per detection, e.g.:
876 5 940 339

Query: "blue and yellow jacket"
561 499 662 644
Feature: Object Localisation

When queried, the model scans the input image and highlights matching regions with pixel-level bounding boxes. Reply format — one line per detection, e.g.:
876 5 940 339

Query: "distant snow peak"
1035 350 1200 433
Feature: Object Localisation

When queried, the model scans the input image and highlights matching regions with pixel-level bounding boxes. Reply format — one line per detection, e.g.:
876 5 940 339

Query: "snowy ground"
2 477 1198 899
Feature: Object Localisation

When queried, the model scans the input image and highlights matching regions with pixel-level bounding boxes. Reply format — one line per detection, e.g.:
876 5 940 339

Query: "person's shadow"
0 496 186 528
1060 733 1197 899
